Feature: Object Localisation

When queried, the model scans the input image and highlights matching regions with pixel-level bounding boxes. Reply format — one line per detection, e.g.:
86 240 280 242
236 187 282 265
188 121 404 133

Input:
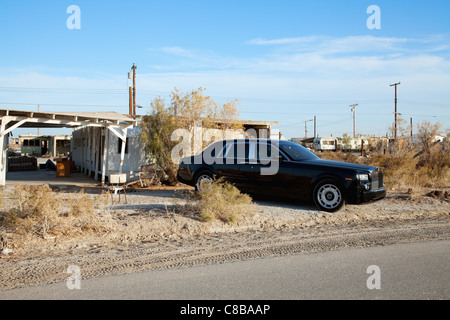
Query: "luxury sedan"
177 139 386 212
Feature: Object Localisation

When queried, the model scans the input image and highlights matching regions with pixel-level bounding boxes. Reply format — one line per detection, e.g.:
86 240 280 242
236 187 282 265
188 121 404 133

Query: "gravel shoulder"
0 186 449 291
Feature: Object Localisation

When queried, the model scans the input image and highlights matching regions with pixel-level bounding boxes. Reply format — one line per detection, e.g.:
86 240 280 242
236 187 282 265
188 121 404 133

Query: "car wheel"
195 171 214 192
313 179 346 212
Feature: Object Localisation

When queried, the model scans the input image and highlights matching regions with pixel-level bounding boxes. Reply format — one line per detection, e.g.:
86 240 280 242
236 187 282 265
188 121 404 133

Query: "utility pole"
390 82 400 139
129 87 133 117
304 119 313 139
128 64 137 117
350 104 358 138
314 116 317 138
132 64 137 117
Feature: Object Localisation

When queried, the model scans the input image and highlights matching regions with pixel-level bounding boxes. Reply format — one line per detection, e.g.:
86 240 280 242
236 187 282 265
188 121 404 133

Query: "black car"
177 139 386 212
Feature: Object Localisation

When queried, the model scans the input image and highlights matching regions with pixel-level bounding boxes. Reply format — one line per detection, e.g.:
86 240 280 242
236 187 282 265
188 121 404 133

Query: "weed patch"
0 185 112 242
317 146 449 193
175 179 257 223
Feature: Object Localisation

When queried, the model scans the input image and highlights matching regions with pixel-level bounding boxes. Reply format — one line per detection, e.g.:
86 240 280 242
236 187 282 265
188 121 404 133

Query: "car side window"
257 142 285 163
223 141 237 163
221 141 287 164
248 141 257 163
222 141 255 163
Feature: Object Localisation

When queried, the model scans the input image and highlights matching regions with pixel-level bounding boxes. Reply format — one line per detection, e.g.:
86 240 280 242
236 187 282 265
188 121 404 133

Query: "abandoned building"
0 108 279 186
0 108 137 185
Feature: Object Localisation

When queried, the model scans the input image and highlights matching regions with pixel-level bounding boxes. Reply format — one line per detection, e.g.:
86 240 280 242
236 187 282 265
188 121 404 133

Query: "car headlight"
356 174 369 181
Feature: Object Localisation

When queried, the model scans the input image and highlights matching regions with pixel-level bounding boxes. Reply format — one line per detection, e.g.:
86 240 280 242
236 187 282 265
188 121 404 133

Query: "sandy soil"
0 185 449 291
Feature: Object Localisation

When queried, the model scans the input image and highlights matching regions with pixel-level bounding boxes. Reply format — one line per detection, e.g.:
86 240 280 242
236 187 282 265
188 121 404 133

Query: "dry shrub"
317 145 449 192
370 152 418 190
3 185 61 237
417 147 450 185
2 185 110 239
176 179 257 223
60 190 109 236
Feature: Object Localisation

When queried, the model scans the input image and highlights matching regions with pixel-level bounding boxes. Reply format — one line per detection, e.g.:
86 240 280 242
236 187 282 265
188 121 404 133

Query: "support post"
82 128 86 173
101 127 109 185
0 118 7 185
87 127 92 176
119 136 126 174
93 127 98 181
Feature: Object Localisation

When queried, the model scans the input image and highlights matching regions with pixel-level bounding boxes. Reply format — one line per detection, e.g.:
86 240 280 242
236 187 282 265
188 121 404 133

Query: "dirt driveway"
0 186 449 291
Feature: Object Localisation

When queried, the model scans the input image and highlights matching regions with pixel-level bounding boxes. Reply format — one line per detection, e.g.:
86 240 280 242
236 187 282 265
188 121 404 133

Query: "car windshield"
279 141 319 161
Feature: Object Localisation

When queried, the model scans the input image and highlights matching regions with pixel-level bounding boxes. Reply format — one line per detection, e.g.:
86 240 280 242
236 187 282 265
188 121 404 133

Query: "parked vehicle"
177 139 386 212
313 137 369 152
313 137 337 151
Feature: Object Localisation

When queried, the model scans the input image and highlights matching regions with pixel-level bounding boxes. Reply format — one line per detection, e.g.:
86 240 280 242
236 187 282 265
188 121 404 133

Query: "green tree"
139 98 178 184
139 88 242 185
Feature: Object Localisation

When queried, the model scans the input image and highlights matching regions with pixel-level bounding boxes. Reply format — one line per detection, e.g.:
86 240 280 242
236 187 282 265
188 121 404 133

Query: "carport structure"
0 108 137 186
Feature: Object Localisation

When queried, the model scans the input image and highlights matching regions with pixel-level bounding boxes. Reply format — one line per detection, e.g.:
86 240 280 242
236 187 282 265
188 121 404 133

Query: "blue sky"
0 0 449 138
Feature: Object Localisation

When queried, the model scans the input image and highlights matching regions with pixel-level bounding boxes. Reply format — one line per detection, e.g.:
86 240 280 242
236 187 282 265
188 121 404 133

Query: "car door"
213 140 246 187
239 140 295 197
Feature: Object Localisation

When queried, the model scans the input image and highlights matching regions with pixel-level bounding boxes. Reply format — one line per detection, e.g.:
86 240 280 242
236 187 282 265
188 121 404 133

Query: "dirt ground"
0 184 449 291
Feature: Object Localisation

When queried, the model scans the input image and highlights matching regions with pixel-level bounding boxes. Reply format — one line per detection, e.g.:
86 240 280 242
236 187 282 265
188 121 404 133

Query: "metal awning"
0 109 137 129
0 108 137 185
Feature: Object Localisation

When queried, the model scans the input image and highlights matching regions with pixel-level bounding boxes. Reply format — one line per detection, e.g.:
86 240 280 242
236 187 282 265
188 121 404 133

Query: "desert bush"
2 185 110 238
416 147 450 186
317 141 449 191
176 179 257 223
369 152 420 189
3 185 62 237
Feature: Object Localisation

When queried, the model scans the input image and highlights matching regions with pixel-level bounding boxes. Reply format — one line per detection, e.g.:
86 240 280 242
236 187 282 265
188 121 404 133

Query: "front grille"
370 169 383 190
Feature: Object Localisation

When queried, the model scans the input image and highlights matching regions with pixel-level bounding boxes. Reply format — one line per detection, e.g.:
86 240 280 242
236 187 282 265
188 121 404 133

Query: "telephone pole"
128 64 137 117
314 116 317 138
128 87 133 116
132 64 137 117
350 104 358 138
390 82 400 139
304 119 313 139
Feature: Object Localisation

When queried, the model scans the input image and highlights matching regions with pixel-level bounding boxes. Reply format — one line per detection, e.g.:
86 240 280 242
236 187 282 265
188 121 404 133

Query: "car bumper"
347 186 386 204
361 187 387 203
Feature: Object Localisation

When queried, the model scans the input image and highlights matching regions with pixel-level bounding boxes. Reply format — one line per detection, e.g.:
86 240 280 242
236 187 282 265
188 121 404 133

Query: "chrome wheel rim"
317 184 342 209
196 174 212 192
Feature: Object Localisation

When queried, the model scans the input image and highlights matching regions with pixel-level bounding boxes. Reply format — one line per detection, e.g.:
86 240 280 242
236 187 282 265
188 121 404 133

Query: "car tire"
194 171 214 192
313 179 346 212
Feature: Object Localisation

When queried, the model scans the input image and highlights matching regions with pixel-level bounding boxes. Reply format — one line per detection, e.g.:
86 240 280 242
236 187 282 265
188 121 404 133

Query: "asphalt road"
1 239 449 300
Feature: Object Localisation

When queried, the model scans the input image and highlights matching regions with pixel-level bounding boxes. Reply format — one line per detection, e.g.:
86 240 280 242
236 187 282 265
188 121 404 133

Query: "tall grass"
317 143 449 191
1 185 110 239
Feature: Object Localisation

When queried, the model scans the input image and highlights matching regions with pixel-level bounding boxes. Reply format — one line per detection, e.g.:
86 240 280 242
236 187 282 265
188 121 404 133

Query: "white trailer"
313 137 337 151
314 137 369 152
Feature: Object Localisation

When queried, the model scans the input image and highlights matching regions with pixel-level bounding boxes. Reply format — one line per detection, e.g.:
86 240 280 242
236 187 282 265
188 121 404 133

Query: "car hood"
294 158 376 172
